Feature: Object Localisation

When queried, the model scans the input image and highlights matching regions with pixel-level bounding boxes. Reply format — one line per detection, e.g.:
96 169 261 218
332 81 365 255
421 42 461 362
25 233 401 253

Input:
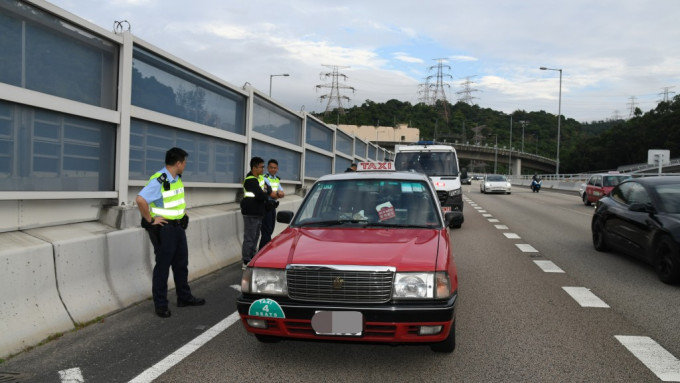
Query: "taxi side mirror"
276 211 294 224
444 211 463 227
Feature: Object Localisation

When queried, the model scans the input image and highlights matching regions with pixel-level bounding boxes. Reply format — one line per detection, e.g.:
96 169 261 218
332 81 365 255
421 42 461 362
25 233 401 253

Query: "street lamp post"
509 116 512 176
269 73 290 97
539 67 562 176
489 134 498 173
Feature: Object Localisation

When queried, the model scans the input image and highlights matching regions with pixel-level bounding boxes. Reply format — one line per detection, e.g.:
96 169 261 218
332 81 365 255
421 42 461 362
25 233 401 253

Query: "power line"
316 64 356 115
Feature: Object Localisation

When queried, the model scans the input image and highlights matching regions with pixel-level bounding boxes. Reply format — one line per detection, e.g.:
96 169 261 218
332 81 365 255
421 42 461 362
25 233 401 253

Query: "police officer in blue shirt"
136 147 205 318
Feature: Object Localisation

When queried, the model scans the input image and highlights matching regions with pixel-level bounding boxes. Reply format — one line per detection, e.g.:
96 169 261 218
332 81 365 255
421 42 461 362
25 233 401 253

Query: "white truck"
394 142 466 228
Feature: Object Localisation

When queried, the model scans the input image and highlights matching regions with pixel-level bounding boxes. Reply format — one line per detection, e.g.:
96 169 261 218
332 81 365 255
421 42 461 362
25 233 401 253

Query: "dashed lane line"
488 218 500 222
503 233 521 239
615 336 680 382
58 367 84 383
515 244 538 252
495 225 509 230
533 260 565 273
562 287 610 308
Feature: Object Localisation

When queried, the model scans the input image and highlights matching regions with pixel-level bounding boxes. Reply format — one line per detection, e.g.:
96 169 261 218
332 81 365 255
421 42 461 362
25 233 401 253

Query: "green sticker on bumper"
248 298 285 318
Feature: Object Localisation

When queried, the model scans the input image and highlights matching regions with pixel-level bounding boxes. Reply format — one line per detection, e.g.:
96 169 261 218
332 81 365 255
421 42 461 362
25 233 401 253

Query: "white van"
394 143 466 228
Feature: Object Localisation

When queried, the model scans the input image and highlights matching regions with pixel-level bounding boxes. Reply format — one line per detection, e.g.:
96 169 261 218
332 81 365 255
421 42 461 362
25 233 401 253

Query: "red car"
236 166 463 352
582 173 632 206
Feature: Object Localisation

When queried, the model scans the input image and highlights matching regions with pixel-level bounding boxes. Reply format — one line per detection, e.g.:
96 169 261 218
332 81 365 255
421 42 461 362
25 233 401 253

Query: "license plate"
311 311 363 336
442 206 451 213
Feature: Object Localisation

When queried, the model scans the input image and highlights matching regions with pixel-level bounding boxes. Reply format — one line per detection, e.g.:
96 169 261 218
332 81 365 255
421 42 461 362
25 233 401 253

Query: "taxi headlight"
242 268 287 296
393 273 434 299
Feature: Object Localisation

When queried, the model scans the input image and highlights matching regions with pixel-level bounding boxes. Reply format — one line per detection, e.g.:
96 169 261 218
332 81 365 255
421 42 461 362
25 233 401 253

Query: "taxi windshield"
293 179 441 228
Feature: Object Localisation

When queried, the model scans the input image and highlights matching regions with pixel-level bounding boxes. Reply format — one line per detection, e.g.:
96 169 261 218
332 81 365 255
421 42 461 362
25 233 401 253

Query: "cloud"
393 53 424 64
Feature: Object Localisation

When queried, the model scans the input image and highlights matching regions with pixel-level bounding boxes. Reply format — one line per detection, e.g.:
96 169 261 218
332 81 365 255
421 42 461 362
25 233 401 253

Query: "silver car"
480 174 512 194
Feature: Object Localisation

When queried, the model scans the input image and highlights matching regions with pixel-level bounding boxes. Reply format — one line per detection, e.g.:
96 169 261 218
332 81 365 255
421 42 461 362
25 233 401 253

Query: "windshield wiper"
297 219 365 227
365 222 435 229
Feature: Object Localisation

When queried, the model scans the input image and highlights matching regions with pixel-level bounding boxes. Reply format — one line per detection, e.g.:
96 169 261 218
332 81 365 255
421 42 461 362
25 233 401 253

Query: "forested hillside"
311 96 680 173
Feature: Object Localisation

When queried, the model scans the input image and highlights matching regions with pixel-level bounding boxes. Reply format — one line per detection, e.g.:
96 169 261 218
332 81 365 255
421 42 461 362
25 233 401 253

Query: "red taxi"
236 162 463 352
582 173 632 206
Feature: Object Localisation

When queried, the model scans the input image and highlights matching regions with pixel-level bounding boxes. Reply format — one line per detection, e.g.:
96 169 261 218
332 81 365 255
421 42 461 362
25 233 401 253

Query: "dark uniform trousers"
259 207 276 250
148 222 192 307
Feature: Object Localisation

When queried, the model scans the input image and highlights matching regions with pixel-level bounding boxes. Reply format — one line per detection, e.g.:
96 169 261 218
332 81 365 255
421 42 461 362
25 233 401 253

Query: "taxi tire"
255 334 282 343
583 194 592 206
430 321 456 353
654 236 680 285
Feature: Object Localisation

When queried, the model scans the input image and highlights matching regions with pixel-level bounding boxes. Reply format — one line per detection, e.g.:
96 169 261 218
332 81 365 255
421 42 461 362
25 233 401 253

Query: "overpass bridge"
373 141 557 174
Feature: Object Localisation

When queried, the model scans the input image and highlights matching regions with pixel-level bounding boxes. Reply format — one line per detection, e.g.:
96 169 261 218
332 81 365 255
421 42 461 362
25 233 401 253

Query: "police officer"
259 159 285 250
136 147 205 318
240 157 274 268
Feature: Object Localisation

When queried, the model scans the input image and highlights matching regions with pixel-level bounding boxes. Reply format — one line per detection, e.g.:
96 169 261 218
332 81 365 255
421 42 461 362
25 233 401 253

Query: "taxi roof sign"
356 161 395 171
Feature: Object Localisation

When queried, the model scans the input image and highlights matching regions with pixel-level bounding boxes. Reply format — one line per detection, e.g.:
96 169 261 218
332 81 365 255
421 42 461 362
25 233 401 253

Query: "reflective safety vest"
148 172 186 219
243 174 265 198
264 173 281 191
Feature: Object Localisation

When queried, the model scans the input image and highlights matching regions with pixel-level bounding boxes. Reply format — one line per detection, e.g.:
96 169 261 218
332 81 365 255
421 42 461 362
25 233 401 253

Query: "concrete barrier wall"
0 196 303 358
0 232 74 357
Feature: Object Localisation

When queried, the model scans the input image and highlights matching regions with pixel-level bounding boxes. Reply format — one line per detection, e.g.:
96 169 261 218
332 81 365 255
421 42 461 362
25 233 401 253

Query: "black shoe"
155 306 171 318
177 296 206 307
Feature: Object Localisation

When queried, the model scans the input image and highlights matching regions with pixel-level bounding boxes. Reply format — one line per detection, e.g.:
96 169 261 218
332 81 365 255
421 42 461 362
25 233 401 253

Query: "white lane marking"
58 367 84 383
615 336 680 381
533 260 565 273
230 284 241 292
488 218 500 222
482 214 493 217
474 207 482 210
495 225 509 230
504 233 521 239
479 210 488 213
562 287 610 308
516 244 538 252
129 312 241 383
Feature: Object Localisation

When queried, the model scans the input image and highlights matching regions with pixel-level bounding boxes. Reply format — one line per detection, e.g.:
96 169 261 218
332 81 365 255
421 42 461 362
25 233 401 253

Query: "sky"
46 0 680 123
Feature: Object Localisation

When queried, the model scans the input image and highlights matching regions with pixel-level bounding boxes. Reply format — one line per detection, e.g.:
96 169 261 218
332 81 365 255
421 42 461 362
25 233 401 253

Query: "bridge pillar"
511 158 522 177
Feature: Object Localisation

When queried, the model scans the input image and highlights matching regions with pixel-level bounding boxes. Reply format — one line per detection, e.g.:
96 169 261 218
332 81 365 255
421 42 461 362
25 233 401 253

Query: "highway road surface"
2 184 679 382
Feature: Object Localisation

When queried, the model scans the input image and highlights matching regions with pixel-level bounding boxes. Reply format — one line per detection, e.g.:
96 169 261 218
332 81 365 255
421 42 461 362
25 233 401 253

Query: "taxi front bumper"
236 293 457 343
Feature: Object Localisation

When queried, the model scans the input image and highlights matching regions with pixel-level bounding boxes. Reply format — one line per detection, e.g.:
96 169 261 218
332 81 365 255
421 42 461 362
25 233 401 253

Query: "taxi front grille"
287 266 394 303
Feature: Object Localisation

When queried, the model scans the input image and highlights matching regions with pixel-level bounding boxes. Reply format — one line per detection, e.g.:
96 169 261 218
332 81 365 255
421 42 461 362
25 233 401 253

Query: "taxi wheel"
583 194 591 206
654 236 680 284
592 219 608 251
430 321 456 353
255 334 282 343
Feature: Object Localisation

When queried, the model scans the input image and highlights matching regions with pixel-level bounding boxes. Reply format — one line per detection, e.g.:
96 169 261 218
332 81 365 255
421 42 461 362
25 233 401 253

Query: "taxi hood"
253 227 446 271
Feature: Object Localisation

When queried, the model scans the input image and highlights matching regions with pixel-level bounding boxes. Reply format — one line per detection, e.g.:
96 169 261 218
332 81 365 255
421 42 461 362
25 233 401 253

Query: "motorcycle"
531 179 542 192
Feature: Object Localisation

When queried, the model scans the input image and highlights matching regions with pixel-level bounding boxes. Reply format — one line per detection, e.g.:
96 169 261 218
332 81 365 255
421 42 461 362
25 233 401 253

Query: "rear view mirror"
444 211 463 227
277 211 294 224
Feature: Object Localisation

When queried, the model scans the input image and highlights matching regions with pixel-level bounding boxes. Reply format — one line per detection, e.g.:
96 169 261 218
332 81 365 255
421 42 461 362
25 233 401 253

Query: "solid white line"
58 367 84 383
615 335 680 381
129 312 241 383
516 244 538 252
533 260 565 273
562 287 610 308
503 233 521 239
495 225 509 230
